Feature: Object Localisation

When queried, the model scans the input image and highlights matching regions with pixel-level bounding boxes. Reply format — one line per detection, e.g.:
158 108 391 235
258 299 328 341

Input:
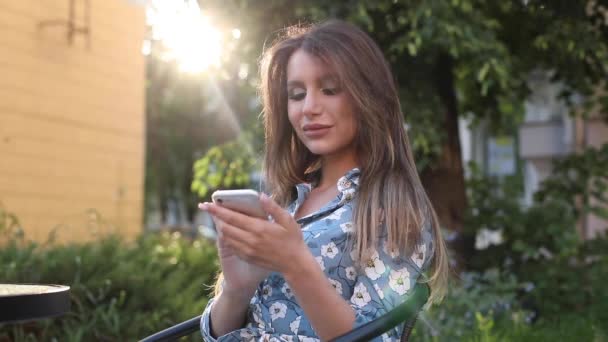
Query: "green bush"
411 267 606 342
0 208 219 341
462 144 608 327
460 310 605 342
412 269 532 341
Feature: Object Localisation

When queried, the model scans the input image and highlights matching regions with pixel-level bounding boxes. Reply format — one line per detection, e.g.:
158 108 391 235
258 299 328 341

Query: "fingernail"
198 202 208 210
260 193 269 201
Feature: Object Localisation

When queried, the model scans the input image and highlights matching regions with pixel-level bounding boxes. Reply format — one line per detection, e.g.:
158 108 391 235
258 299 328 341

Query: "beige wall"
0 0 145 241
582 117 608 239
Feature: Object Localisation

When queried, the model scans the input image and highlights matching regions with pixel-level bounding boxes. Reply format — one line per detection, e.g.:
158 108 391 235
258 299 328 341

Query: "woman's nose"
302 92 321 115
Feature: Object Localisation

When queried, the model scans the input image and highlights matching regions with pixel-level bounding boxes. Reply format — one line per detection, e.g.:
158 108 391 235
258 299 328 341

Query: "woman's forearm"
209 290 252 338
283 251 356 341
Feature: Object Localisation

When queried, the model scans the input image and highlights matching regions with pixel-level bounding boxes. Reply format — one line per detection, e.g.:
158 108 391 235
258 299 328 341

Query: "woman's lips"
302 124 332 138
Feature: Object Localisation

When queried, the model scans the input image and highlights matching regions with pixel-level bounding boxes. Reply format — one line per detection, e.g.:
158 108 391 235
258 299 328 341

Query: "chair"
140 283 429 342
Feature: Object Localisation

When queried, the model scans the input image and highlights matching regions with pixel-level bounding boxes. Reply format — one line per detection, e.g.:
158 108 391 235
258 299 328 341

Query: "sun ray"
146 0 222 73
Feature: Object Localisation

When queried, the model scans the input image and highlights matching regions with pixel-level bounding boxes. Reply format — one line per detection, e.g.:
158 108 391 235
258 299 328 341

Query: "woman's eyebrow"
287 80 304 88
287 75 338 88
319 74 339 83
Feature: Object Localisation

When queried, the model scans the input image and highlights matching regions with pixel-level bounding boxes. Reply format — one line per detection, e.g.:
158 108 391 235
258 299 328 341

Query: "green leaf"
477 63 490 83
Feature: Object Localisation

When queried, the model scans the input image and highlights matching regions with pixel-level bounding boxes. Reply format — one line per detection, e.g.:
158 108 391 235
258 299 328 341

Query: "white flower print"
300 337 320 342
281 282 294 299
240 329 254 340
326 206 347 221
262 284 273 300
321 242 339 259
329 278 343 295
252 305 265 329
337 177 352 191
374 283 385 300
315 256 326 271
290 316 301 334
276 336 294 342
389 268 411 295
383 240 400 258
364 250 386 280
269 302 287 321
341 188 356 202
340 222 354 233
345 266 357 280
411 243 426 269
351 283 371 307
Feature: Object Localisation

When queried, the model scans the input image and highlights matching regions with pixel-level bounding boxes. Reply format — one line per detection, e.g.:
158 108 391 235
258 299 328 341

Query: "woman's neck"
316 150 358 191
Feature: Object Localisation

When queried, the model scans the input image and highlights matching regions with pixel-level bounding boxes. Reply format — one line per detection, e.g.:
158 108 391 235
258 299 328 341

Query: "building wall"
580 117 608 239
0 0 146 242
460 71 608 241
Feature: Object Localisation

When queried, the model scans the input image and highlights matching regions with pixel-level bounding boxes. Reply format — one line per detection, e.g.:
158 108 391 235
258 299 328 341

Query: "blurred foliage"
145 58 219 223
191 126 262 200
411 266 607 341
0 207 219 341
192 0 608 165
413 268 532 341
466 144 608 265
537 143 608 221
144 25 261 224
464 143 608 320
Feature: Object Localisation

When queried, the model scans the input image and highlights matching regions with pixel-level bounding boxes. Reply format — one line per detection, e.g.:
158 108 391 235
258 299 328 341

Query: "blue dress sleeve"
200 298 219 341
199 297 263 342
200 292 306 341
348 228 434 341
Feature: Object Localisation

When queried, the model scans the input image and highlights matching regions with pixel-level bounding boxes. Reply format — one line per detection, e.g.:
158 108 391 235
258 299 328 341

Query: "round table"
0 284 70 323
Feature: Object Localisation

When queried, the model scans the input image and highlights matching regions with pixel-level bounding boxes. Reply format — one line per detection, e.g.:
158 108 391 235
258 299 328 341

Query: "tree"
145 44 238 225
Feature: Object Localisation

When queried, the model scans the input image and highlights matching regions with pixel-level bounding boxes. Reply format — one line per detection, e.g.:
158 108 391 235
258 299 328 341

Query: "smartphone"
211 189 268 219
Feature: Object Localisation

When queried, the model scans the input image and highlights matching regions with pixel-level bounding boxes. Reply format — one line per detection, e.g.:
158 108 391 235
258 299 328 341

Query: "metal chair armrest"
140 315 201 342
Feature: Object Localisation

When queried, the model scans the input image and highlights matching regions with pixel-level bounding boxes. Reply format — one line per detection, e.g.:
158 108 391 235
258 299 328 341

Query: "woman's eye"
288 91 306 101
322 87 339 96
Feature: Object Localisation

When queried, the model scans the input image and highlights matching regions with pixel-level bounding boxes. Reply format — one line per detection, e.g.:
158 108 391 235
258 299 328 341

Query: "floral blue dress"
200 168 434 341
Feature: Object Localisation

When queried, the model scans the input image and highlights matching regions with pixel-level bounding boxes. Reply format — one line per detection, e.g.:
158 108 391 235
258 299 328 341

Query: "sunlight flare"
146 0 222 73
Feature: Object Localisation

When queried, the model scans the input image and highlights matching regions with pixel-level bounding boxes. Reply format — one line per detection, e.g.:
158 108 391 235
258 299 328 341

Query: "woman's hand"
215 222 270 299
200 194 310 276
199 204 270 299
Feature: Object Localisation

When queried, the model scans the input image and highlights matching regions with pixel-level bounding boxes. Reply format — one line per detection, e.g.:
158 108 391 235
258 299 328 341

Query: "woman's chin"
304 145 333 156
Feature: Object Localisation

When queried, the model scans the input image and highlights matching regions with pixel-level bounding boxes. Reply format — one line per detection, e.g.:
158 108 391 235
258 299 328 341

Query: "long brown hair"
259 20 448 304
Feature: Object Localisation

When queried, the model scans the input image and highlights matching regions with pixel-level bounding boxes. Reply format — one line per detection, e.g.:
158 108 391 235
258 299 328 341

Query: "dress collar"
336 167 360 204
291 167 361 224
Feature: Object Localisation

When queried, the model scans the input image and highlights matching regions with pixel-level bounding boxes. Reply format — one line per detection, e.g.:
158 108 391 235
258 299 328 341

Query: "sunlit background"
144 0 225 73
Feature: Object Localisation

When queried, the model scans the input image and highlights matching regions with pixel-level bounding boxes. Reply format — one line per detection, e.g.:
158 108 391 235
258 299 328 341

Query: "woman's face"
286 49 357 160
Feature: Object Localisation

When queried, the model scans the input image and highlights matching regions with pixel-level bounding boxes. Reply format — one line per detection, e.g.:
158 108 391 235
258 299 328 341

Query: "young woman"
198 19 448 342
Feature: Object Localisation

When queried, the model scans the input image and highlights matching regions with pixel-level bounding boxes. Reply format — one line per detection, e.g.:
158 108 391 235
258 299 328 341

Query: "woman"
198 19 448 342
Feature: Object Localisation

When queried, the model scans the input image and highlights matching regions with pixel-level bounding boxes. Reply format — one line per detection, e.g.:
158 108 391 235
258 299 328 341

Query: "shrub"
411 266 607 341
0 208 219 341
463 144 608 320
412 269 532 341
